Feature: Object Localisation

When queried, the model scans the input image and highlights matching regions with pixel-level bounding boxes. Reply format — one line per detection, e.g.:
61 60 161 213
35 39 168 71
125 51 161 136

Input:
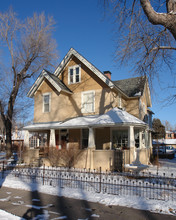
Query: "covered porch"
23 108 152 171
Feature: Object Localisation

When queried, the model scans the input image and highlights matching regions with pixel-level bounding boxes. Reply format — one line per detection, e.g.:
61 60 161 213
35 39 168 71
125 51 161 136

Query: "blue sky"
1 0 176 127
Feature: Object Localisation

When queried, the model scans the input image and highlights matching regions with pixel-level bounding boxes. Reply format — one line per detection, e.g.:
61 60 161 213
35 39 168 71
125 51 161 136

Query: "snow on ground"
0 209 24 220
0 158 176 218
147 157 176 176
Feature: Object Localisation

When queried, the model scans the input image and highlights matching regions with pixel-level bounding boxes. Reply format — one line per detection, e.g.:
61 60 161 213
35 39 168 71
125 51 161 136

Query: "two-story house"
24 48 153 171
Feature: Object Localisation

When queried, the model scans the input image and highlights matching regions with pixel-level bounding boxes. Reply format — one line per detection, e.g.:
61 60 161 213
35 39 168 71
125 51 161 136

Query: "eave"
27 70 72 98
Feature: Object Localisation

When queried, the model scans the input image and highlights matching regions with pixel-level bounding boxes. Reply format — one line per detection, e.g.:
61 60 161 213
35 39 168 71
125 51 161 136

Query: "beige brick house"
24 48 153 171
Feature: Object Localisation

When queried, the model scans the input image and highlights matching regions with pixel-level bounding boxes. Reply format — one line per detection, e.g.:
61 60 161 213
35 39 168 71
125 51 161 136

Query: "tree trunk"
5 118 12 158
140 0 176 40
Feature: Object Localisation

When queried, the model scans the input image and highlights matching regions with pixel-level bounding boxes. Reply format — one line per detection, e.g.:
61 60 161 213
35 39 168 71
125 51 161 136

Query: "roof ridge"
113 76 145 83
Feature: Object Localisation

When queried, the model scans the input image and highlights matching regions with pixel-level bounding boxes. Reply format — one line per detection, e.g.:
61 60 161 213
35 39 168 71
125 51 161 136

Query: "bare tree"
103 0 176 87
0 8 58 157
162 120 173 131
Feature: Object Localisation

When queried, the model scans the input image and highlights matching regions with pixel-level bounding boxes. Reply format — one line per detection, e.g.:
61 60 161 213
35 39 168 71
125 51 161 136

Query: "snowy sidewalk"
0 186 176 220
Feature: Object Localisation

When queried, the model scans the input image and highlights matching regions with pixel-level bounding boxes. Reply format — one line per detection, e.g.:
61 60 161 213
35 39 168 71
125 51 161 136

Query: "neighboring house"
153 139 176 149
24 48 153 171
153 130 176 149
165 130 176 139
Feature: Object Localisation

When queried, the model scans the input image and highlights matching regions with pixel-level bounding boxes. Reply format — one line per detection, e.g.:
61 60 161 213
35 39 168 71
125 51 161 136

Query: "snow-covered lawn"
0 158 176 219
0 209 23 220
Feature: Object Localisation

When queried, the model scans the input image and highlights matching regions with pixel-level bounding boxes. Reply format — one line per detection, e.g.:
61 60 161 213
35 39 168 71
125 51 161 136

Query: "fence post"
2 161 4 179
43 164 45 185
99 167 101 193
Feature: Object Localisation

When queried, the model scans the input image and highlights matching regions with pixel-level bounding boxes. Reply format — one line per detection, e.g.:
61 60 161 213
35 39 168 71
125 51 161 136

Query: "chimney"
103 71 111 80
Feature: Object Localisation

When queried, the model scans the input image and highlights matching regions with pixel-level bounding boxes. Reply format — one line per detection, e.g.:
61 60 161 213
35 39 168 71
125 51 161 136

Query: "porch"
23 108 152 171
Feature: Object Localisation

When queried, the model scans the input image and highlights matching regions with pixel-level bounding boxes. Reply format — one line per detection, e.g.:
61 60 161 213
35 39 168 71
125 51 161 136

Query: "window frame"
68 65 81 84
43 92 51 113
81 90 95 113
111 129 128 150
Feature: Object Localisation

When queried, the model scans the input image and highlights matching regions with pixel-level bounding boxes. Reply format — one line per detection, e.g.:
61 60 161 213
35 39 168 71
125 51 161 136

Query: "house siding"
33 56 150 123
125 99 140 119
34 64 118 123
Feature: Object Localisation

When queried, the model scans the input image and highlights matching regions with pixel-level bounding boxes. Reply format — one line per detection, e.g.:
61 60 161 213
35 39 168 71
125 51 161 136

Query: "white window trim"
68 64 81 84
43 92 51 113
81 90 95 113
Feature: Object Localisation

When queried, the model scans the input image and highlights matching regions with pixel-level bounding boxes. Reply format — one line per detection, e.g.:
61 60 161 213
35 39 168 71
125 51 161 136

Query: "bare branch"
0 8 58 154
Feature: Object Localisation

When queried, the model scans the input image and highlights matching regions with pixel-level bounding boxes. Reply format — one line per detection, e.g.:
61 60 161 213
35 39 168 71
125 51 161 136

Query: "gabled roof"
27 48 151 102
113 76 146 97
27 69 72 98
54 47 115 88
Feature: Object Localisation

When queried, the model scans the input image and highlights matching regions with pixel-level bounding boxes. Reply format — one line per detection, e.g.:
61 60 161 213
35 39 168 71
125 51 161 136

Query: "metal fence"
0 164 176 202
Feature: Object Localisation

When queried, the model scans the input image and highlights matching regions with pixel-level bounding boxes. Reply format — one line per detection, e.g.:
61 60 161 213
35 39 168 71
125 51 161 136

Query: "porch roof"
91 107 146 127
24 108 146 131
24 121 62 131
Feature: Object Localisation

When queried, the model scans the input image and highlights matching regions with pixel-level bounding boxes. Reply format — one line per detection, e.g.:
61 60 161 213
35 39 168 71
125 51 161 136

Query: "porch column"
145 130 149 148
88 127 95 148
128 126 135 148
24 130 29 147
37 136 40 147
128 126 135 163
86 127 95 170
49 129 56 147
148 131 152 149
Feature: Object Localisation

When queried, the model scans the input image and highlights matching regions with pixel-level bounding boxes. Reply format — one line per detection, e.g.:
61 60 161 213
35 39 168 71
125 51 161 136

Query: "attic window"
68 65 81 84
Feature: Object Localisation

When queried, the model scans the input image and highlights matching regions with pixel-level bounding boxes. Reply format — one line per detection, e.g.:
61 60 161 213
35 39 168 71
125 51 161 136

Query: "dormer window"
68 65 81 84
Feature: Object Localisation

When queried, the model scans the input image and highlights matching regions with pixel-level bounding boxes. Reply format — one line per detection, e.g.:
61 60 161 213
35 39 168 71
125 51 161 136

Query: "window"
29 136 38 148
43 93 51 113
82 91 95 113
168 133 172 138
112 130 128 149
68 65 81 84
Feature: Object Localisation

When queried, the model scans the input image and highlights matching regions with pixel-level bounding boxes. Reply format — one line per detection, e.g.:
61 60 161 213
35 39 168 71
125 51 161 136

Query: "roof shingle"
113 76 146 97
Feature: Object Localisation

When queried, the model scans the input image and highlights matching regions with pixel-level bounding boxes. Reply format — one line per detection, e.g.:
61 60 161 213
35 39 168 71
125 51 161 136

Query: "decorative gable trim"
54 48 115 88
27 70 72 98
